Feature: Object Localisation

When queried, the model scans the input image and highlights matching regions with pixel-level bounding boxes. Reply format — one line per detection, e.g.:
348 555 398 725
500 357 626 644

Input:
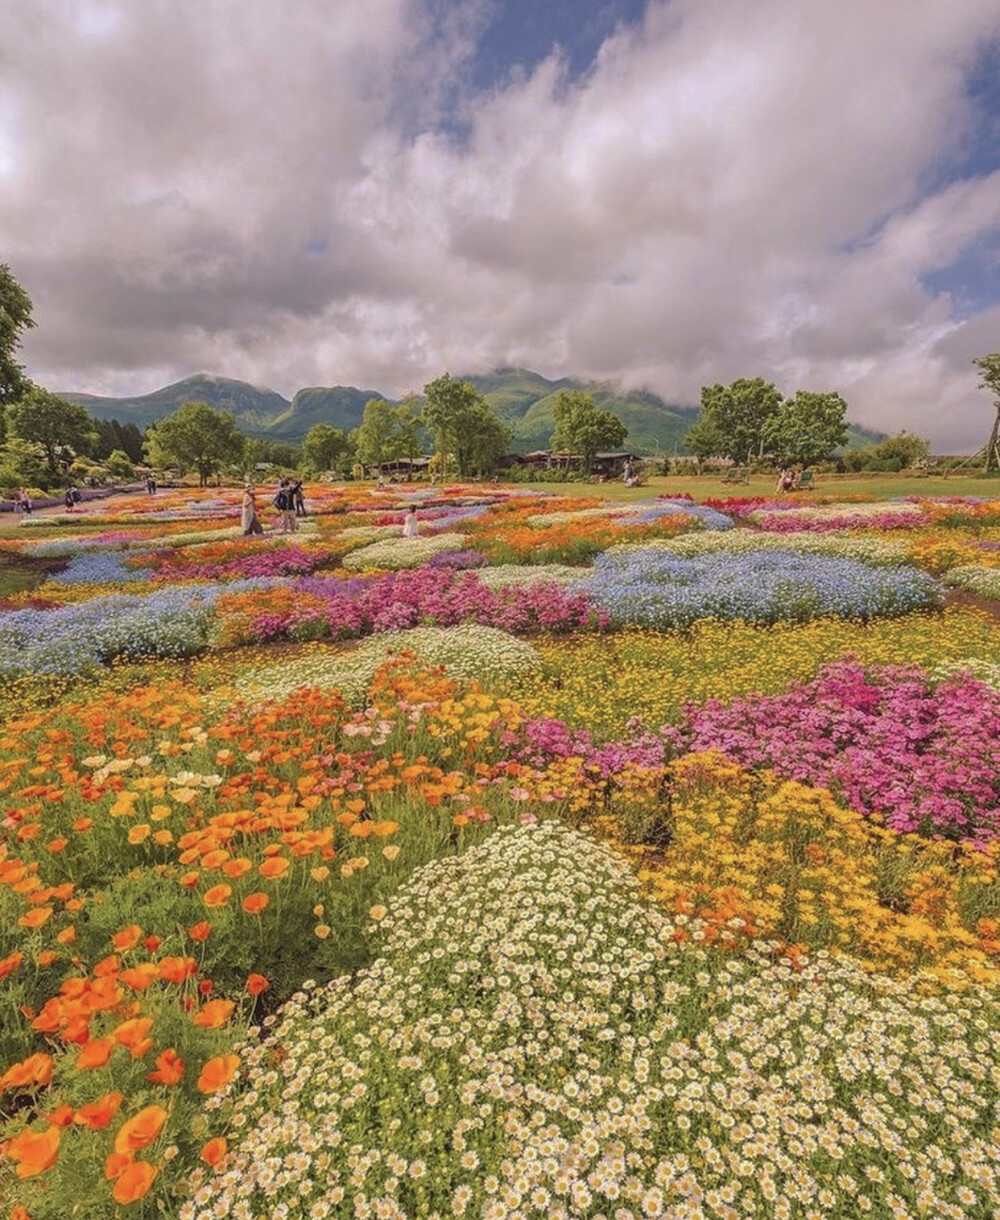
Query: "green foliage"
6 386 96 475
0 263 34 409
697 377 783 464
0 436 50 492
869 430 931 471
550 389 628 473
422 374 511 476
356 398 400 468
144 400 245 485
92 417 145 463
683 411 726 462
974 353 1000 403
765 389 850 465
301 423 351 474
103 448 135 480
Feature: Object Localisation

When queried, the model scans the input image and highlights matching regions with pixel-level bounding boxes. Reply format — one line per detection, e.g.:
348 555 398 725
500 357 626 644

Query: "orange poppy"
192 999 234 1029
146 1048 185 1086
246 973 269 996
113 1104 168 1154
258 856 290 879
105 1150 133 1180
0 1052 53 1090
18 907 53 929
221 857 252 878
111 925 142 952
119 963 159 991
6 1124 61 1178
46 1104 75 1128
196 1054 239 1094
76 1037 115 1070
112 1017 153 1057
201 1136 228 1166
241 892 268 914
75 1092 124 1130
202 884 232 908
56 925 77 944
187 921 212 942
157 956 196 984
0 950 24 980
111 1160 158 1204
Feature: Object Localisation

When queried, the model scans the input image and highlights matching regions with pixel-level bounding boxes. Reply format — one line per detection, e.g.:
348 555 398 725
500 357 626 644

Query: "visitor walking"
401 506 419 538
242 486 263 535
292 480 307 517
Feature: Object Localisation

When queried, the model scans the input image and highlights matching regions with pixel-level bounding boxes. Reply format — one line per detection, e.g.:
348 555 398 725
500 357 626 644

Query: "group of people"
775 463 803 493
62 486 83 511
240 479 307 536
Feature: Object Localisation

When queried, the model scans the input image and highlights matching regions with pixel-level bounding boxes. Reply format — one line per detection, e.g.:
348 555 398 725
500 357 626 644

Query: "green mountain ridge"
61 369 886 454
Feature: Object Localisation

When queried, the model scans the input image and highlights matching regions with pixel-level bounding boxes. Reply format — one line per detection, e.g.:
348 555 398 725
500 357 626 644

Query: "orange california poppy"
0 950 24 980
6 1124 61 1178
74 1092 124 1130
0 1052 53 1090
258 856 290 879
46 1104 76 1128
111 925 143 952
112 1017 153 1056
201 1136 228 1166
113 1104 168 1155
241 892 268 914
119 963 159 991
157 956 197 984
246 973 269 996
146 1048 185 1086
18 907 53 929
187 921 212 942
76 1037 115 1070
192 999 234 1029
196 1054 239 1094
202 884 231 908
105 1150 133 1181
111 1160 158 1204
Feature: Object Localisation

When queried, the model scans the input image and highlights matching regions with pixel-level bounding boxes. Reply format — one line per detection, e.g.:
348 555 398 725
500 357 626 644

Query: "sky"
3 0 1000 452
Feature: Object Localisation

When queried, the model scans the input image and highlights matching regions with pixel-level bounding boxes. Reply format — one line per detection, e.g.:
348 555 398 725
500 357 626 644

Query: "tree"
697 378 783 465
0 263 35 409
764 390 850 466
104 449 136 480
683 413 725 463
870 431 930 471
302 424 350 475
0 436 49 492
94 418 145 464
422 374 511 476
550 390 628 474
6 386 96 476
144 400 245 486
355 399 399 470
973 353 1000 473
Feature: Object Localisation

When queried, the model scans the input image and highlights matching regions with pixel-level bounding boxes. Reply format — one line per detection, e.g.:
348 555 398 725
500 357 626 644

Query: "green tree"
422 374 511 476
302 424 350 475
550 390 628 475
974 354 1000 472
870 431 930 471
104 449 136 480
144 401 245 486
0 436 49 491
0 263 35 410
6 386 96 476
764 390 850 466
697 378 783 465
392 397 424 465
683 413 726 463
355 399 399 470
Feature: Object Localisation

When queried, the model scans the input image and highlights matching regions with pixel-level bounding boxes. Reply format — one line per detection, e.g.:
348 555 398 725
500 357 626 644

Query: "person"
242 486 263 535
71 486 82 504
292 480 306 518
19 489 32 516
146 475 157 495
623 459 633 484
273 480 297 534
401 506 419 538
64 488 76 512
776 462 795 494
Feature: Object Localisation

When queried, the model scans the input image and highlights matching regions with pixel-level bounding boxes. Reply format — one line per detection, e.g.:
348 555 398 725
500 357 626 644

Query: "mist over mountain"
61 369 886 453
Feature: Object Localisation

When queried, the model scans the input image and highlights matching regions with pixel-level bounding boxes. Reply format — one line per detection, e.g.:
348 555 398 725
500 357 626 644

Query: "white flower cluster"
343 533 470 571
476 564 589 590
929 657 1000 692
943 564 1000 600
608 531 912 566
182 824 1000 1220
234 625 540 705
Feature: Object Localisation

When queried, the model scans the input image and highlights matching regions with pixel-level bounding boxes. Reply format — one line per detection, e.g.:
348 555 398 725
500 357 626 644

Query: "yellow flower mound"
614 752 1000 987
514 607 1000 737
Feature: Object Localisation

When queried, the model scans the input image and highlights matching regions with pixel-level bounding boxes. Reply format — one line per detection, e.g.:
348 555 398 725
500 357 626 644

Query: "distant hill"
61 368 886 453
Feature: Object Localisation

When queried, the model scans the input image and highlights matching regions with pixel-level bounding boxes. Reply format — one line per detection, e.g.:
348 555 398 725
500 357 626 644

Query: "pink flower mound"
666 661 1000 844
754 509 928 533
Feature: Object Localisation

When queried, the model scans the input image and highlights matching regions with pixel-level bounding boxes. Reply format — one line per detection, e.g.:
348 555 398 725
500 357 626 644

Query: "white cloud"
6 0 1000 449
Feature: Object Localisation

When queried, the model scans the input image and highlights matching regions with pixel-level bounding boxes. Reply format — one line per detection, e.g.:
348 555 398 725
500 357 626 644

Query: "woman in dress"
401 506 419 538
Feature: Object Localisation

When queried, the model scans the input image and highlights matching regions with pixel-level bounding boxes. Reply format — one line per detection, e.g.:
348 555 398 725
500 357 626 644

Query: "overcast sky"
4 0 1000 450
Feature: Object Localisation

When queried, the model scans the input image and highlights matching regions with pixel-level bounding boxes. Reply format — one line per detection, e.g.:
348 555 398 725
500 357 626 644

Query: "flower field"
1 482 999 1219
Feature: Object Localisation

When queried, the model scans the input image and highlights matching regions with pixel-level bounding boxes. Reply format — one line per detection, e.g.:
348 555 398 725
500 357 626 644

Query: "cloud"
5 0 1000 449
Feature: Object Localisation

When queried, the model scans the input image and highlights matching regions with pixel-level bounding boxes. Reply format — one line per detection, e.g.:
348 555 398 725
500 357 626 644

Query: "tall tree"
6 386 96 476
683 413 725 463
550 390 628 474
764 390 850 466
698 378 783 464
422 374 510 476
144 400 244 486
974 354 1000 472
302 423 350 474
355 399 399 470
0 263 35 409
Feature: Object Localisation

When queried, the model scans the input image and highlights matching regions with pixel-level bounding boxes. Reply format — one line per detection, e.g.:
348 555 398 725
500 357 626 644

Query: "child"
402 506 419 538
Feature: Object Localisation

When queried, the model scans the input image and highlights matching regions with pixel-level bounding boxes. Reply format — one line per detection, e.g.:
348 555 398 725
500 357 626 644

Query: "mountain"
60 368 886 453
62 374 292 433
